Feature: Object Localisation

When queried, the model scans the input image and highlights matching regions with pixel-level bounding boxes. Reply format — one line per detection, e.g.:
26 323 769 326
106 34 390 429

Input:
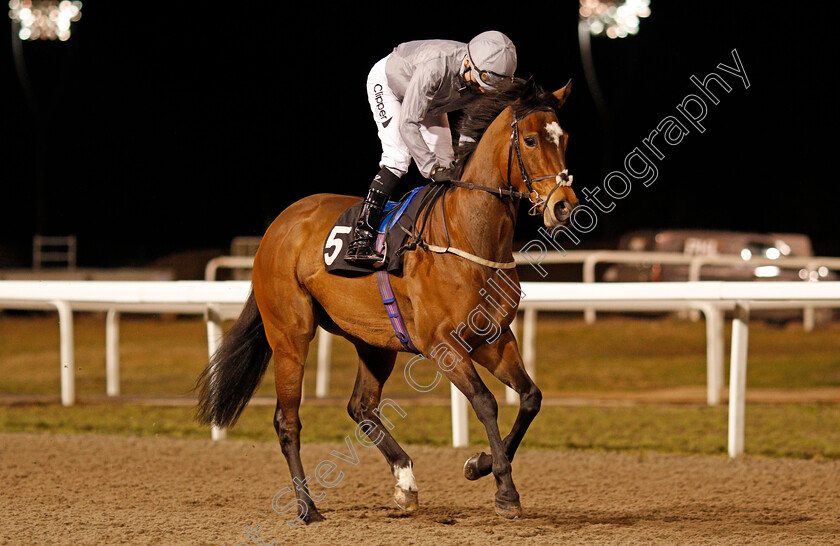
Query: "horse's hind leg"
262 295 325 524
463 328 541 482
348 343 418 511
272 356 325 524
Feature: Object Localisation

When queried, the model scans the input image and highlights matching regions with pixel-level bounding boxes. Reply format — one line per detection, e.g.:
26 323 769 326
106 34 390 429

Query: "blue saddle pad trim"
379 186 423 233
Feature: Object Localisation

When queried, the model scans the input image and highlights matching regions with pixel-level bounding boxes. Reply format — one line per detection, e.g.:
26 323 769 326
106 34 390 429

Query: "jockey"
345 30 517 266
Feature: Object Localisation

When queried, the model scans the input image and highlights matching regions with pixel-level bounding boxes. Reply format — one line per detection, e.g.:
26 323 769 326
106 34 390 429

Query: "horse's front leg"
463 328 541 482
433 339 521 519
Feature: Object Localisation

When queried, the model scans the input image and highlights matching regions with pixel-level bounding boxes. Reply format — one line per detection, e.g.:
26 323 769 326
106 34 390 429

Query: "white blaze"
546 121 564 146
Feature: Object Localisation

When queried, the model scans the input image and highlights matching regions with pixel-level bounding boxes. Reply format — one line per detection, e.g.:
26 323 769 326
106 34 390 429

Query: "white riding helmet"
467 30 517 90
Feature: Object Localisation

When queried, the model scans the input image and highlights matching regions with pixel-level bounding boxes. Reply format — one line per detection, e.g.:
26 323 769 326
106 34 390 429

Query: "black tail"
195 290 273 428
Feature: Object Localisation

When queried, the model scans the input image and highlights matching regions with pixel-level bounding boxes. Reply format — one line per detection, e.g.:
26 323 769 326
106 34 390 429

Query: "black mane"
453 77 564 178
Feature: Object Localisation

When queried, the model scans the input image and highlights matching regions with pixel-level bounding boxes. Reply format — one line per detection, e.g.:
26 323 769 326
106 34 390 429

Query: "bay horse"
196 77 578 523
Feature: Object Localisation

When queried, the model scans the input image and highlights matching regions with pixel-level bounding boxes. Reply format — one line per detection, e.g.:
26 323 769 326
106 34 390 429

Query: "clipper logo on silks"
373 83 391 127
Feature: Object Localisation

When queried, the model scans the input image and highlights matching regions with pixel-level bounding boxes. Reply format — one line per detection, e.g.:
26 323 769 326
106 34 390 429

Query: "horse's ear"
519 75 539 103
553 79 572 108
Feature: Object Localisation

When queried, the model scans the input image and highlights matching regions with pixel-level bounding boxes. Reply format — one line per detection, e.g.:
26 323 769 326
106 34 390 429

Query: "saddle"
323 185 433 276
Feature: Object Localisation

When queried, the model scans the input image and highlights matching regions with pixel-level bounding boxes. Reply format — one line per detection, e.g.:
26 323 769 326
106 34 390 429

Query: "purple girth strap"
374 231 420 353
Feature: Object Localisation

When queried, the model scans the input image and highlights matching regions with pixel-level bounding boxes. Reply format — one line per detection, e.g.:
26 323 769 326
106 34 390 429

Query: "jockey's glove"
430 164 453 183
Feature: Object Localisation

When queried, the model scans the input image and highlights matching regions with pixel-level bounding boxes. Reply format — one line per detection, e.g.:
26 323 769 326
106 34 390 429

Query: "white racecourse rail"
2 280 840 457
205 252 840 405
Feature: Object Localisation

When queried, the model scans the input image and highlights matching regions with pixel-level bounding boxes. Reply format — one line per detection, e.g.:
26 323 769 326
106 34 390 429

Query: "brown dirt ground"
1 433 839 545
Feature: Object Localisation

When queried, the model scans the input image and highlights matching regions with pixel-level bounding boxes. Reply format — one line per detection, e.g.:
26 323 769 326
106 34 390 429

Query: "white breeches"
366 55 454 177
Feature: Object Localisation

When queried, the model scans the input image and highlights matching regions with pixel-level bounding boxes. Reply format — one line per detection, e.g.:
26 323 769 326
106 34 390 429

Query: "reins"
396 109 572 270
446 179 530 200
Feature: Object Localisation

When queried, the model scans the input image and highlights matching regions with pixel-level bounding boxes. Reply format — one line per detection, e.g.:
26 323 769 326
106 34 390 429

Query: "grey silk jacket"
384 39 480 177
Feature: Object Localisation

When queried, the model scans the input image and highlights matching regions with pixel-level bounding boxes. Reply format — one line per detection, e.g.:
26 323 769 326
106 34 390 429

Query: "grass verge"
2 401 839 459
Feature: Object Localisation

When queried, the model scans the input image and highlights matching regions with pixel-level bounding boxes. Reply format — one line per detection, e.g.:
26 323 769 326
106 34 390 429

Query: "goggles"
467 44 514 89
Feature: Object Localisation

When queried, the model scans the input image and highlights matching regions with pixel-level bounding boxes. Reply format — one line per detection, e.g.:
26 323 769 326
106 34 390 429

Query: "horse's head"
505 79 578 228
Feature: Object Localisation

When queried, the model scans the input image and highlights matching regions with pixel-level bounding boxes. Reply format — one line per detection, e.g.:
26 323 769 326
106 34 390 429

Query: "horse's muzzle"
544 197 576 228
553 199 574 223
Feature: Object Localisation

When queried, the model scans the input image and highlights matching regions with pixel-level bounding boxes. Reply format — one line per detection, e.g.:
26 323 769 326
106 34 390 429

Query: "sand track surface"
1 433 839 545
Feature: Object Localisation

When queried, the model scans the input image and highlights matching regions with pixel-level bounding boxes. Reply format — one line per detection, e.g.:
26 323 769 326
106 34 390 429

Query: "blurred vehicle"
601 229 837 325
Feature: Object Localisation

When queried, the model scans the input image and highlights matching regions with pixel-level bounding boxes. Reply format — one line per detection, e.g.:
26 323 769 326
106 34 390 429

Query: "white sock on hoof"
393 464 417 492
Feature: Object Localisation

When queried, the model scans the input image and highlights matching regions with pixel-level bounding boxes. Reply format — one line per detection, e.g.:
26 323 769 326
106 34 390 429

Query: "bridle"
506 110 573 215
448 108 573 216
401 106 574 269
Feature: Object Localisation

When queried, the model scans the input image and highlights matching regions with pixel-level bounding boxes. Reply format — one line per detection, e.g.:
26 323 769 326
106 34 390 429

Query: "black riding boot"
346 168 401 266
345 187 389 266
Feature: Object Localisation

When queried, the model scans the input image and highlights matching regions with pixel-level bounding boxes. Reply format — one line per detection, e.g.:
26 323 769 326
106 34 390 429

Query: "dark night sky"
1 3 837 268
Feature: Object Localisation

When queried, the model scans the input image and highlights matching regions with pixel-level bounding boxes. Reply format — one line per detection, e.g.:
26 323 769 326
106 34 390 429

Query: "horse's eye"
523 136 538 148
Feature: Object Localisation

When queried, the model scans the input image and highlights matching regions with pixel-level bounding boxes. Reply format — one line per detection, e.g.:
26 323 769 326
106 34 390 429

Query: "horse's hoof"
303 510 326 524
394 486 419 512
494 499 522 520
463 452 491 481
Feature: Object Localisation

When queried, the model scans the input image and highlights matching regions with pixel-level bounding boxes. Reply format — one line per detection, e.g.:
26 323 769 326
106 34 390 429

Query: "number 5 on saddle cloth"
323 185 430 277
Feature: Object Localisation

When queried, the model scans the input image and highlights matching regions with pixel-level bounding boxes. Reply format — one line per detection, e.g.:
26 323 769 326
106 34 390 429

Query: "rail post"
53 300 75 406
315 328 333 398
699 303 725 406
106 308 120 396
206 303 227 441
728 301 750 458
451 385 469 447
